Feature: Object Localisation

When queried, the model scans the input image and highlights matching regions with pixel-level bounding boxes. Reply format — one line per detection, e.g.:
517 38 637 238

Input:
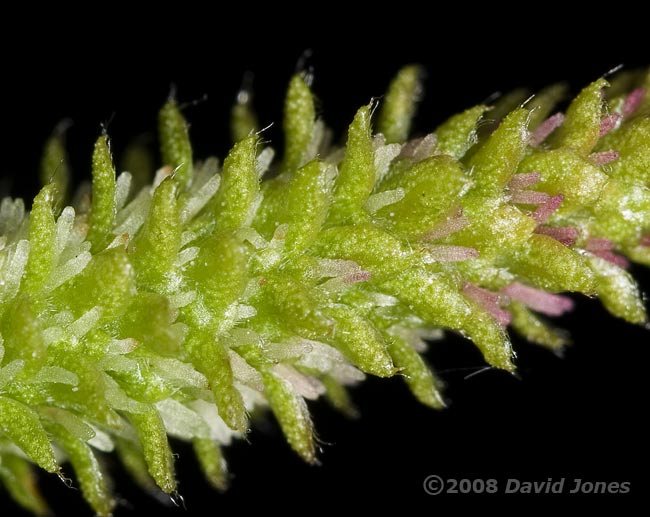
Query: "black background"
2 11 647 515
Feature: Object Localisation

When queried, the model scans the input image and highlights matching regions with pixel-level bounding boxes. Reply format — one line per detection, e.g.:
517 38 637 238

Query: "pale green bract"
0 66 649 515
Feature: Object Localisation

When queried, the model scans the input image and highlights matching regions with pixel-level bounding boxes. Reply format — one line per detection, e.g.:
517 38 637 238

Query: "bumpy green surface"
1 67 649 514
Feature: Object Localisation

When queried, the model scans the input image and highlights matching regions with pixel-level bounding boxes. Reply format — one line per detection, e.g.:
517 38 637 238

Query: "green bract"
0 66 649 515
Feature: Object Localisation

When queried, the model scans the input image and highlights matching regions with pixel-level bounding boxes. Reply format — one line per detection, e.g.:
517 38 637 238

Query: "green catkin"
0 397 58 474
549 78 608 155
122 139 154 192
435 105 489 159
387 334 445 409
159 99 193 187
0 66 649 513
212 135 259 233
231 87 259 143
282 74 316 173
114 437 159 493
193 438 228 490
132 177 181 290
87 135 116 252
45 421 114 516
377 64 422 144
261 370 315 463
128 409 176 494
0 453 49 515
23 185 56 293
329 104 375 224
39 130 70 213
